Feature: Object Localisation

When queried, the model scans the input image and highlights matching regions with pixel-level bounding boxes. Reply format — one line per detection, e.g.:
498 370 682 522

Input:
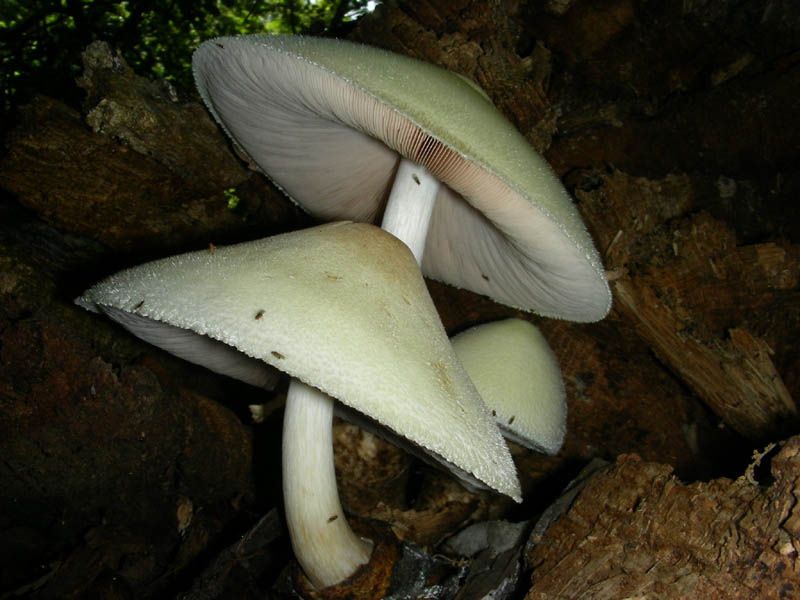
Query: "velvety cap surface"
193 35 611 322
453 318 566 454
76 222 521 500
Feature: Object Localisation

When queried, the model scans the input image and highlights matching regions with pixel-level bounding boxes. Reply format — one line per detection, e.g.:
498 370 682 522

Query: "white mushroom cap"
192 35 611 322
452 319 566 455
76 222 521 501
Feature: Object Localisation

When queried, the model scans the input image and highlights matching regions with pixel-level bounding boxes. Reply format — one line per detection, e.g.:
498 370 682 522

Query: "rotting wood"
525 435 800 599
575 169 798 441
614 278 796 440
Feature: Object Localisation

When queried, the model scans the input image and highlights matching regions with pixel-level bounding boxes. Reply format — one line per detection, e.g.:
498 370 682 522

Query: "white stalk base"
381 157 440 264
283 378 373 589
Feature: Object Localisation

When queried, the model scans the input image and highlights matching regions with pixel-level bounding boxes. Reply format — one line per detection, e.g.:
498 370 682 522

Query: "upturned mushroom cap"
452 319 566 455
192 35 611 322
76 222 521 501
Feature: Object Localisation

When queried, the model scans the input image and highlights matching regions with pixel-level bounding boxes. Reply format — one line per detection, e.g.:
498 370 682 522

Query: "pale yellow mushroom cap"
76 222 521 501
192 35 611 322
452 319 566 455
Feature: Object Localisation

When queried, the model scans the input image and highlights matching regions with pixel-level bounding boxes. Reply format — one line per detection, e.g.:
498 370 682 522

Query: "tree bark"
525 437 800 599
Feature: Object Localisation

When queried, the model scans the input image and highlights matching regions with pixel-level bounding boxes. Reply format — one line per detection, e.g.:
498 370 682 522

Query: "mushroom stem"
381 157 440 263
285 160 438 589
280 171 442 587
282 378 373 589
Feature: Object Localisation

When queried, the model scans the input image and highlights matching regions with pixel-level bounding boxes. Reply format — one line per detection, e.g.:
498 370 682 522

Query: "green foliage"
223 187 241 210
0 0 374 122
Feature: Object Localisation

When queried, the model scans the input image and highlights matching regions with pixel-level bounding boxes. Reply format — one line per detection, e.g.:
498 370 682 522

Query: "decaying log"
573 169 799 441
0 238 260 597
0 42 309 257
614 279 796 440
524 436 800 598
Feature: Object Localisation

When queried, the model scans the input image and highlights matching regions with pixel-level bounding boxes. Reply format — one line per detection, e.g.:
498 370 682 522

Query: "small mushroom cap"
76 222 521 501
192 35 611 322
452 319 566 455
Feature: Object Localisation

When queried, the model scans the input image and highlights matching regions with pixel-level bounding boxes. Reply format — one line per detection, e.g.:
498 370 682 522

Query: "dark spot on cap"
255 310 264 320
481 274 490 282
327 514 338 522
133 300 144 311
412 173 421 185
508 415 515 425
271 351 285 359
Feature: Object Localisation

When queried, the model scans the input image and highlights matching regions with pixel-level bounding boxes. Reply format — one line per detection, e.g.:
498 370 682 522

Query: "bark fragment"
574 169 798 440
525 436 800 599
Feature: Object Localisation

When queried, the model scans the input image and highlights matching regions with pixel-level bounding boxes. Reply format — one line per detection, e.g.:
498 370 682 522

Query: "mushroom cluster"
76 222 520 588
76 34 610 594
189 33 610 587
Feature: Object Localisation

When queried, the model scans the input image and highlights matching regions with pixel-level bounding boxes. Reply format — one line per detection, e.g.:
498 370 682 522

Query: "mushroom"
75 222 520 589
192 34 611 323
191 34 611 587
452 319 566 455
